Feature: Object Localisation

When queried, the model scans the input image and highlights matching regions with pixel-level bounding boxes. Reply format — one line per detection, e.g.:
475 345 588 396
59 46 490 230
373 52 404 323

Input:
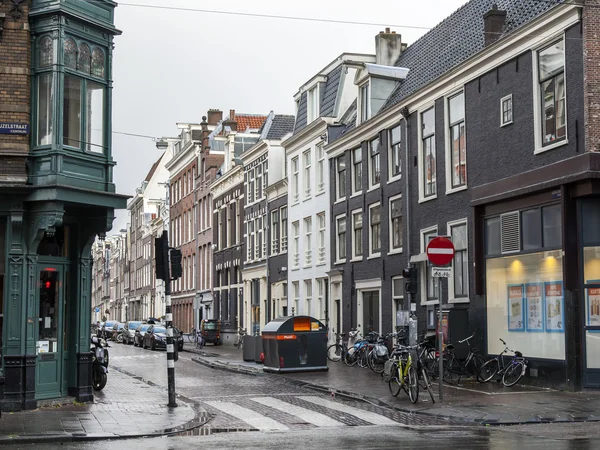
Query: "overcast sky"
110 0 466 233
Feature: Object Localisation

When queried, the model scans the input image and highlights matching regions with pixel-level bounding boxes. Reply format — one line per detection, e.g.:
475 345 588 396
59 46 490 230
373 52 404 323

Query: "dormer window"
307 86 318 122
360 82 370 122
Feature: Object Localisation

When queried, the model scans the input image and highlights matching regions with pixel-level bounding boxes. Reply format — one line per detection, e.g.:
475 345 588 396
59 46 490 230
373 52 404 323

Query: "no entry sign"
426 236 455 266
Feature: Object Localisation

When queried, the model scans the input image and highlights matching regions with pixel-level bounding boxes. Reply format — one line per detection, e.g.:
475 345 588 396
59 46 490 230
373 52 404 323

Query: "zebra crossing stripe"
250 397 344 427
205 401 289 431
297 396 398 425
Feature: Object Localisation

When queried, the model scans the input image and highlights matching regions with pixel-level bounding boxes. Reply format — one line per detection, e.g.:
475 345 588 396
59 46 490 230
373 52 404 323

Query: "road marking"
191 393 306 400
251 397 344 427
205 401 288 431
297 396 398 425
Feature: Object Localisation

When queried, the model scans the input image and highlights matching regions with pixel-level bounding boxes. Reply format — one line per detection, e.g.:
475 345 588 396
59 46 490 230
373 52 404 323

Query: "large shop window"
582 201 600 369
485 204 564 360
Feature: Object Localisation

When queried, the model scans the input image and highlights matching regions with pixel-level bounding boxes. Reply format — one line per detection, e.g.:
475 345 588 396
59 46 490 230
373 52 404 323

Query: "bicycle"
414 338 436 403
326 331 347 362
386 344 419 404
236 327 247 351
196 330 205 349
186 327 197 343
442 333 487 384
477 338 528 387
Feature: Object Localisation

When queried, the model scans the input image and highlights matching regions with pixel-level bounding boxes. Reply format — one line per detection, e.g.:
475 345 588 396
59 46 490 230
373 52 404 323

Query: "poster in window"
586 280 600 331
545 281 564 333
507 284 525 331
525 283 544 332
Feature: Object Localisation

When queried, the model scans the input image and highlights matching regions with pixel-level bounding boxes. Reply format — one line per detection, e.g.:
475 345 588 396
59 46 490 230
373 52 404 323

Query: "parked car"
143 325 167 350
123 321 143 345
111 323 125 341
133 324 152 347
100 321 118 339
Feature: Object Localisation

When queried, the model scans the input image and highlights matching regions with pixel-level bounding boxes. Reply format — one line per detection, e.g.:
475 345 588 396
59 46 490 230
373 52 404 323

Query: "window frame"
418 105 437 202
317 212 326 265
389 194 403 254
335 214 347 264
291 156 300 203
359 81 370 123
352 147 362 195
420 225 439 305
351 208 363 261
447 219 469 303
303 149 312 199
304 216 312 267
271 209 279 256
389 125 402 182
316 143 325 194
500 94 513 127
280 206 288 252
368 203 382 258
445 90 467 192
292 220 300 269
336 155 347 202
369 137 381 189
307 85 319 123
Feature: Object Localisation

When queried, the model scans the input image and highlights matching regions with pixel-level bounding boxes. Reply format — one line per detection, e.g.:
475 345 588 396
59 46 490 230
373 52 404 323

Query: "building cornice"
211 166 243 199
283 118 332 152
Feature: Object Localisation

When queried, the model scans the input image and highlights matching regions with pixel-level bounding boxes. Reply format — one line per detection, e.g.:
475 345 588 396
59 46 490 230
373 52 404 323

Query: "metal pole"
437 275 444 401
162 230 177 408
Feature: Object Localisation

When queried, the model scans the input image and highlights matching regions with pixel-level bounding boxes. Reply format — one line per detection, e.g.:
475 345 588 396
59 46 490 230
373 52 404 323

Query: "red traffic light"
45 281 52 289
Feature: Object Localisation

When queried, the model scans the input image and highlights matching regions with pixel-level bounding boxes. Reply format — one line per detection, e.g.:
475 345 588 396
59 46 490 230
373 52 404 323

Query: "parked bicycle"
414 338 436 403
442 333 486 385
186 327 197 343
237 327 247 351
196 329 205 349
384 344 419 403
327 329 360 364
477 338 528 387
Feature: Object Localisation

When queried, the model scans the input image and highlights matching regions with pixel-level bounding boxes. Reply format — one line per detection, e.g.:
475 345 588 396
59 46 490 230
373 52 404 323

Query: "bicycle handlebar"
499 338 506 345
458 333 475 344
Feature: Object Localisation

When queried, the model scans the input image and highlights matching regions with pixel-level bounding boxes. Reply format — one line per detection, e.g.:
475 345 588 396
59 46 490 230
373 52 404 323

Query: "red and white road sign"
426 236 455 266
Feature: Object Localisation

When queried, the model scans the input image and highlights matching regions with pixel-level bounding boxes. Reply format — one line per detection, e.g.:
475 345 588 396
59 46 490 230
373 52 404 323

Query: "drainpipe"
401 106 411 311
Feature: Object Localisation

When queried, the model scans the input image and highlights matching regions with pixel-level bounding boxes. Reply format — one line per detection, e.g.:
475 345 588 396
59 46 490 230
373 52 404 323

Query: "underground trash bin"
262 316 328 373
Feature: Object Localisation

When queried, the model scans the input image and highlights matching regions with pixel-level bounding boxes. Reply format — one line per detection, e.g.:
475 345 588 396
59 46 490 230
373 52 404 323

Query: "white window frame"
500 94 513 127
359 81 370 123
255 165 262 201
304 279 312 316
368 137 381 190
388 125 402 183
335 155 346 202
280 206 288 252
351 208 363 261
317 212 326 265
307 85 319 123
247 220 254 262
271 210 279 256
316 278 325 322
304 216 312 267
303 149 312 199
335 214 347 264
248 169 255 204
447 219 469 304
420 225 439 306
316 143 325 194
532 34 568 155
368 202 381 259
417 104 437 203
291 156 299 204
388 194 403 255
351 147 362 196
444 90 467 194
293 281 300 316
391 276 404 333
292 220 300 269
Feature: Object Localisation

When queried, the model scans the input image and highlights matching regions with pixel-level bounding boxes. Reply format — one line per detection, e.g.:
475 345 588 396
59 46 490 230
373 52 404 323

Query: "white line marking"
251 397 344 427
298 396 398 425
205 401 288 431
427 248 454 254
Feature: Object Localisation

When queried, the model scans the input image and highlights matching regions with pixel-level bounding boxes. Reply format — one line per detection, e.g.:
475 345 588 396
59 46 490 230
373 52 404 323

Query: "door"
360 290 380 333
35 265 65 399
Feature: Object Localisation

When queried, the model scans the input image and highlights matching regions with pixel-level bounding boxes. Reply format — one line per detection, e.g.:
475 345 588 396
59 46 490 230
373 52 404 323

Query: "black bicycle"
443 333 487 384
477 338 528 387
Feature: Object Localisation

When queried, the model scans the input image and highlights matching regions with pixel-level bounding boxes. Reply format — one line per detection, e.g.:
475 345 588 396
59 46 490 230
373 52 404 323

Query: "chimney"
375 27 403 66
229 109 235 121
483 4 507 47
207 109 222 126
223 109 237 133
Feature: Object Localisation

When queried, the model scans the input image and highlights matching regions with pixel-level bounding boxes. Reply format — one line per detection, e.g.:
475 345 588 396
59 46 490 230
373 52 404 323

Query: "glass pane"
39 270 59 353
555 74 566 140
39 36 54 68
486 217 501 256
584 246 600 285
585 331 600 369
542 78 556 144
86 82 105 153
390 126 401 145
78 43 91 74
393 278 402 297
91 48 105 78
451 224 467 250
63 75 81 147
37 74 54 146
64 38 77 70
391 199 402 218
542 204 561 248
449 92 464 123
422 107 435 137
539 40 564 81
522 209 542 251
362 291 379 333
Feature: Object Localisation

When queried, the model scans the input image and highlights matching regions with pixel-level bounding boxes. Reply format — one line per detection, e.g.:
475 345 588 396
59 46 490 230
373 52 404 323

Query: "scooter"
91 335 109 391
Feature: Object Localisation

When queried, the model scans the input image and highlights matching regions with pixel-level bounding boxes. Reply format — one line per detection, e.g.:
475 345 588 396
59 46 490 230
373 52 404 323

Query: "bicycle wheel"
357 348 368 368
186 332 195 343
420 368 435 404
502 361 525 387
407 365 419 404
388 366 402 397
468 354 487 377
477 359 499 383
443 358 461 385
344 349 358 367
327 344 343 362
369 352 386 374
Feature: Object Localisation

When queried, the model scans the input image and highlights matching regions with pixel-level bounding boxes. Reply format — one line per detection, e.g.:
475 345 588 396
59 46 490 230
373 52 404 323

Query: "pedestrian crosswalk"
201 394 404 431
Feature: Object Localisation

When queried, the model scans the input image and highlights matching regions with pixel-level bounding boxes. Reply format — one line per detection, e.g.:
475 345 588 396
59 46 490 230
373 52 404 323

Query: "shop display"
507 284 525 331
526 283 544 332
587 281 600 330
545 281 564 333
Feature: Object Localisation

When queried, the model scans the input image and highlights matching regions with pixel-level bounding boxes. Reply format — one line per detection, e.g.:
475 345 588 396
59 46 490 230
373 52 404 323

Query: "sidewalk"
0 367 206 444
185 344 600 425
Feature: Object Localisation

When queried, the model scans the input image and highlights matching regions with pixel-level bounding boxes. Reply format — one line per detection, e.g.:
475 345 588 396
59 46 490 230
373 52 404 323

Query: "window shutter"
501 211 520 254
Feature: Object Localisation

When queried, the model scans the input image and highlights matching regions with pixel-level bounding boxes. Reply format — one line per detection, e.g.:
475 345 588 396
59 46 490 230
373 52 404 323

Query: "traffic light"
155 233 168 281
169 248 183 280
402 267 418 295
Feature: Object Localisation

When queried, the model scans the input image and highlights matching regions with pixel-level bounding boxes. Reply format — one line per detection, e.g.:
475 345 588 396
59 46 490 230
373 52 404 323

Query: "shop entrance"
35 264 69 400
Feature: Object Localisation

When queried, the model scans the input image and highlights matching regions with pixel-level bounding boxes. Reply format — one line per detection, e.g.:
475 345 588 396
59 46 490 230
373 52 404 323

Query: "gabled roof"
321 64 343 117
383 0 564 110
235 114 268 133
144 153 164 182
262 114 296 140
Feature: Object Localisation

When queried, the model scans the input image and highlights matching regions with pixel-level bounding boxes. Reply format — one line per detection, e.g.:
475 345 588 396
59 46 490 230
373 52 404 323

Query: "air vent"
501 211 520 254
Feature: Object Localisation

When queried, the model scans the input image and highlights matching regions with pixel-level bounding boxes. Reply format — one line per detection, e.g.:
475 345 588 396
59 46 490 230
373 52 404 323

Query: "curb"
191 357 263 376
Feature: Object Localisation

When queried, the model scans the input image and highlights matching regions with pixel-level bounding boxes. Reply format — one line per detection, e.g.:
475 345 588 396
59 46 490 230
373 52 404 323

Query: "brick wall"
0 2 31 182
584 0 600 152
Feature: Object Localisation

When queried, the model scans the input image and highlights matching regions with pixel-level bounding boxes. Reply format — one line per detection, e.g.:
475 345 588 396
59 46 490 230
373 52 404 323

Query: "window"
316 144 325 193
303 150 312 199
389 125 401 179
247 220 254 261
501 94 513 126
317 279 326 321
307 86 318 123
293 281 300 316
292 221 300 268
422 228 439 303
360 82 370 122
37 74 54 146
352 148 362 194
352 211 363 258
448 92 466 188
262 160 268 191
38 36 54 68
256 165 262 200
392 276 404 330
336 156 347 200
522 208 542 251
248 169 255 204
390 196 403 251
538 40 566 147
369 138 380 187
336 215 347 262
369 204 381 255
317 212 326 264
255 216 262 260
421 107 436 198
271 210 279 255
292 157 299 203
304 217 312 266
449 221 468 301
305 280 312 316
280 207 288 252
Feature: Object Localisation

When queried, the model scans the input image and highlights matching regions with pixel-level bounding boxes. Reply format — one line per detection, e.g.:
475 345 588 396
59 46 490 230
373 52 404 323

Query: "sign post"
426 236 455 402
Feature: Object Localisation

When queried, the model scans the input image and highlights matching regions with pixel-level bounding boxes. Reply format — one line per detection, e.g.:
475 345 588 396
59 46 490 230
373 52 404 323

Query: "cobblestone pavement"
0 365 200 443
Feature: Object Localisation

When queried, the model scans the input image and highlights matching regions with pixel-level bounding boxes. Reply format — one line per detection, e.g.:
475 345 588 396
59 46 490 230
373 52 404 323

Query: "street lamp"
155 138 169 150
